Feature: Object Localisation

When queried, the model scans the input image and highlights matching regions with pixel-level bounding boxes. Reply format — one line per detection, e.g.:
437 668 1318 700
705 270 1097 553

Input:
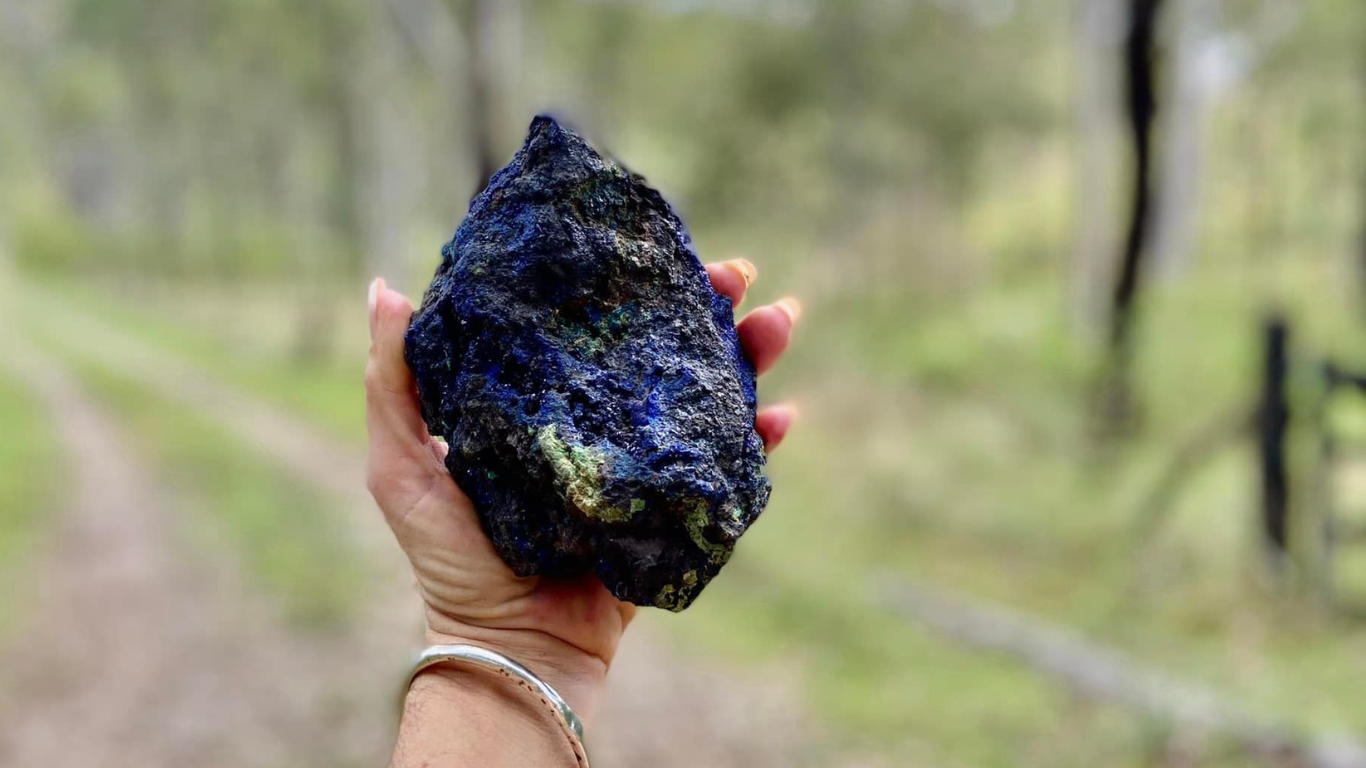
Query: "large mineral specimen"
405 116 770 610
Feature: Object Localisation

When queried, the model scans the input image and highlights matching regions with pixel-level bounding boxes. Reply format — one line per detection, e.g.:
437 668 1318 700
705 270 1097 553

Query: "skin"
367 258 799 767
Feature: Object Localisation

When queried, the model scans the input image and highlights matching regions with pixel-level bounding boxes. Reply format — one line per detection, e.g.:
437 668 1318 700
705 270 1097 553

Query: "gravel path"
0 291 860 767
0 334 400 767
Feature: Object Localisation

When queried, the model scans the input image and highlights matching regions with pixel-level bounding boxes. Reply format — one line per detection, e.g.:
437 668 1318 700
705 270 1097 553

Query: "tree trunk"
356 11 418 285
1149 0 1212 277
1258 318 1291 557
1098 0 1166 431
463 0 518 199
1070 0 1124 339
1360 48 1366 306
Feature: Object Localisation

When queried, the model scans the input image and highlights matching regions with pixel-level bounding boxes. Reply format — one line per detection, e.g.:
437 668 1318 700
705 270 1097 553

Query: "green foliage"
52 263 1366 762
0 373 60 633
68 359 367 628
535 0 1062 236
4 0 1366 762
33 276 366 442
6 187 98 275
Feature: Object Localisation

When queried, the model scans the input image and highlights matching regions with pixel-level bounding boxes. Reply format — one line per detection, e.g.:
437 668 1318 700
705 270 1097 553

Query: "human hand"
365 258 799 722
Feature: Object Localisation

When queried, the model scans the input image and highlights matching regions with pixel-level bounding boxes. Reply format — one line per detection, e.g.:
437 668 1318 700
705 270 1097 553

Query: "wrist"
401 662 584 767
422 623 607 725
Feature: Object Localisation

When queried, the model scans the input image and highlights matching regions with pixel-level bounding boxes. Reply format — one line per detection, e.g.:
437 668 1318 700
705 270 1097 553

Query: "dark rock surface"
405 117 770 610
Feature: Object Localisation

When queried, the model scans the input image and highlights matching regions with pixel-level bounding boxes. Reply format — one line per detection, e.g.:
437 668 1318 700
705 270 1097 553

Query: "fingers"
756 404 797 451
365 279 433 484
705 259 757 307
366 267 801 504
737 297 800 375
617 601 638 631
704 259 801 377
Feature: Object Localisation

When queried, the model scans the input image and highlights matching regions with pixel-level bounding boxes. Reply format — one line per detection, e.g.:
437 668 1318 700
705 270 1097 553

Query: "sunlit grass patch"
23 263 1366 759
664 562 1202 768
0 371 60 631
30 276 366 443
71 361 367 628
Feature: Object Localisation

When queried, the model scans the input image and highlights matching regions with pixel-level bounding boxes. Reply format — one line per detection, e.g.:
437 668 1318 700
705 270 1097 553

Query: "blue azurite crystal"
405 117 771 610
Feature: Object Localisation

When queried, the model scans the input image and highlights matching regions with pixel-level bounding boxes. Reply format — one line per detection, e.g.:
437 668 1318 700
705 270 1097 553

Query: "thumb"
365 279 438 503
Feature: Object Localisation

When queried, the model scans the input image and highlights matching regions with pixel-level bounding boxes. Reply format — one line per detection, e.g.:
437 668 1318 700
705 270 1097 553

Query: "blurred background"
2 0 1366 766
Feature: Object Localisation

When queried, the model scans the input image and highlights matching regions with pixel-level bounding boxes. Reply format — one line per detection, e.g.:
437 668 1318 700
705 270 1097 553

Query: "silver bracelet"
400 644 589 764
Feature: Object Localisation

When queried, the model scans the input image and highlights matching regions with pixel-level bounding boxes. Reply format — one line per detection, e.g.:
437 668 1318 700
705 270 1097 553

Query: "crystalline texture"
405 117 771 610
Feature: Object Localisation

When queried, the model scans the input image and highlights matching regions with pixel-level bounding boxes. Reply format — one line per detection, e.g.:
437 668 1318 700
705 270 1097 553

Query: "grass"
657 565 1186 768
0 370 59 632
27 275 369 442
63 356 369 628
24 262 1366 764
736 259 1366 743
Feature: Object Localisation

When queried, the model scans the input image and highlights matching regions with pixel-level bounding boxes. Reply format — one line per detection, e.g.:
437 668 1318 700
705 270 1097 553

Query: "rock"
405 116 771 610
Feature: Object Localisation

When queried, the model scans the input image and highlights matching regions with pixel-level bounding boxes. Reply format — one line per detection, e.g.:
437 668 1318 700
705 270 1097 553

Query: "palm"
386 435 632 662
365 258 797 689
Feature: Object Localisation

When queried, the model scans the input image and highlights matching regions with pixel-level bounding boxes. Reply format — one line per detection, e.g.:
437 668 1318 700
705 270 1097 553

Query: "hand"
365 258 799 721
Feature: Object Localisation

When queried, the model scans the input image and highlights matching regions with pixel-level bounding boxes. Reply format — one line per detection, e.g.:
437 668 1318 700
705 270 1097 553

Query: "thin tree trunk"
464 0 502 198
1099 0 1166 430
1150 0 1301 277
1070 0 1124 339
355 11 417 285
1360 48 1366 305
359 97 414 286
1150 0 1212 276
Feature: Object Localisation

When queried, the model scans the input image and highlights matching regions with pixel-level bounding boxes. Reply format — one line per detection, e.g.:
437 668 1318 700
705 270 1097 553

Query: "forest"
2 1 1366 766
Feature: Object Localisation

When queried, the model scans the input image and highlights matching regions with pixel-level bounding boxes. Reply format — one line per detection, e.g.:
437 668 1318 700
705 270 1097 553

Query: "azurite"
405 116 770 611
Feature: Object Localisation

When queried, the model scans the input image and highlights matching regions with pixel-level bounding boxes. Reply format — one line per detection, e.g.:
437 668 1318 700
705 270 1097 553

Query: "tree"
1100 0 1166 429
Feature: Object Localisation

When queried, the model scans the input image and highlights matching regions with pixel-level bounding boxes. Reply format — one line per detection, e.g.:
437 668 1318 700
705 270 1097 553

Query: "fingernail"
727 258 757 287
760 404 798 451
774 297 803 325
368 278 385 342
771 407 795 434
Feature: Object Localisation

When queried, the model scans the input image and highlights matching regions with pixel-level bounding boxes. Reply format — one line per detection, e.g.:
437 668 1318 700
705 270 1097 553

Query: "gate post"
1259 318 1290 556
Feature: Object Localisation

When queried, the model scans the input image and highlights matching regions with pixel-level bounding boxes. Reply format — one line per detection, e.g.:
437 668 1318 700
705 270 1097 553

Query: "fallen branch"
878 577 1366 768
1126 404 1252 546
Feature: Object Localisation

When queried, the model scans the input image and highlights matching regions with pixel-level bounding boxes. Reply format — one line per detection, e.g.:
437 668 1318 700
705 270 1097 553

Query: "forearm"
391 628 605 768
393 666 581 768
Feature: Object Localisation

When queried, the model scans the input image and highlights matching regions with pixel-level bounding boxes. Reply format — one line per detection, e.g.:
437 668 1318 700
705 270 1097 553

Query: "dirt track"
0 300 862 767
0 336 400 767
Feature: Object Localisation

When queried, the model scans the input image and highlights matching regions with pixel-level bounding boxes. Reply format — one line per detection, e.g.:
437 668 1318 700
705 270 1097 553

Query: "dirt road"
0 335 401 767
0 295 860 767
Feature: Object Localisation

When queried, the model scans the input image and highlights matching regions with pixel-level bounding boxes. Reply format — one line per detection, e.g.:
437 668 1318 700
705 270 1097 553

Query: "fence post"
1259 318 1290 557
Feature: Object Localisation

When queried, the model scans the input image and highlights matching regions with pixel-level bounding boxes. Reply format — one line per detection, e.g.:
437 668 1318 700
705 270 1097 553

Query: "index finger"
705 259 757 307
